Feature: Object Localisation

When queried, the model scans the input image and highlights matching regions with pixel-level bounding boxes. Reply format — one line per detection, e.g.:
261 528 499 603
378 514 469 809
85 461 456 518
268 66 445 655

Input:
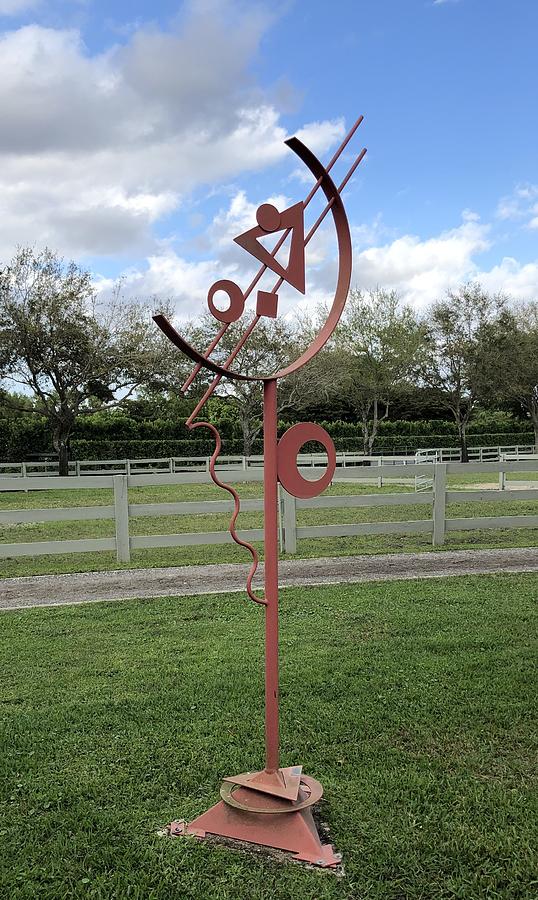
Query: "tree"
0 247 179 474
419 283 504 462
479 302 538 447
331 289 426 454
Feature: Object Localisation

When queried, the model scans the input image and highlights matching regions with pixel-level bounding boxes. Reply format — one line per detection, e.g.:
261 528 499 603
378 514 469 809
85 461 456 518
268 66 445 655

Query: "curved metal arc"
270 137 352 380
190 420 266 607
153 314 256 383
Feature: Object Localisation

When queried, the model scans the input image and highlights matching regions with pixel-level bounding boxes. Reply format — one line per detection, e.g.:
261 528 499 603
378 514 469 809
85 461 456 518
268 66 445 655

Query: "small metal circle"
277 423 336 499
256 203 281 233
220 776 323 813
207 279 245 324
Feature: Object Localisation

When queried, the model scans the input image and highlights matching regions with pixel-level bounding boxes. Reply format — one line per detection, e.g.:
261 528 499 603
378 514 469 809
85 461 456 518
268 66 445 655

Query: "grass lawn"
1 477 537 578
1 574 536 899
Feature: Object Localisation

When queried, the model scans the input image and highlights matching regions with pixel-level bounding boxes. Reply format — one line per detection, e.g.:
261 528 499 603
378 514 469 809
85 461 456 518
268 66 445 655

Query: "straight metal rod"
263 378 279 773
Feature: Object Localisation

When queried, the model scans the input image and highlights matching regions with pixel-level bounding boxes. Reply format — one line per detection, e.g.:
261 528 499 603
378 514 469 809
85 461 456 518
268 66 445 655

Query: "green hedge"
0 417 50 460
69 431 535 460
1 412 534 462
70 438 259 459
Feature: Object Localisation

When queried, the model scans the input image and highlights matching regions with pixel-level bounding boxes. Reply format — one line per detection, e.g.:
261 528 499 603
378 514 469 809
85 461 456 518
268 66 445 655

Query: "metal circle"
256 203 281 233
207 279 245 324
277 423 336 499
220 776 323 814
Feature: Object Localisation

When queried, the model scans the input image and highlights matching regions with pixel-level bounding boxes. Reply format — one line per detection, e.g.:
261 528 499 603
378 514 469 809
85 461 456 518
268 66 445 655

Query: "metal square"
256 290 279 318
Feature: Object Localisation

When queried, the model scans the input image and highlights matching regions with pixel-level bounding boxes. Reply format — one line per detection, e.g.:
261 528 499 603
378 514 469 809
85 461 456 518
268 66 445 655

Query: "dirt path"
1 547 537 611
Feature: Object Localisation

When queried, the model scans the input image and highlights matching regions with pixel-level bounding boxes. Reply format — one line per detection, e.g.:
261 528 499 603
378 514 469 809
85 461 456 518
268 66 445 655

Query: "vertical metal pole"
263 379 279 774
282 489 297 555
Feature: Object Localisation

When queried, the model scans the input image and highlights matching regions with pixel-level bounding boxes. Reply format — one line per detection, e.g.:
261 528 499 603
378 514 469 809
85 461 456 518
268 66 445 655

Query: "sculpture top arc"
152 135 352 383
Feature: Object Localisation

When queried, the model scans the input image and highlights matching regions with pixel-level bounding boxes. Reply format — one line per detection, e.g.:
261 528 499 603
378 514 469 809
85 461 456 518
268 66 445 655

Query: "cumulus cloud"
477 257 538 301
496 183 538 229
353 217 491 307
0 5 342 260
97 189 538 328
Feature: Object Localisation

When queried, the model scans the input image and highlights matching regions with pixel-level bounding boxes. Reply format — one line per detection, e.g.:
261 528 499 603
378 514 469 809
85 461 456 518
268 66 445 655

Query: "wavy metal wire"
190 420 267 606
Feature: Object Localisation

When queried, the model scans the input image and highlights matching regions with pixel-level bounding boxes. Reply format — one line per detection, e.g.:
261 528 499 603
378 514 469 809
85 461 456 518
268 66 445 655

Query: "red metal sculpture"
154 114 367 867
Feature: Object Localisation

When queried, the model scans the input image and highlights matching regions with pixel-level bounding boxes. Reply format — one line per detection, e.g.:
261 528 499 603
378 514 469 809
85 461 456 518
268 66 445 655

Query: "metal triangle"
223 766 303 801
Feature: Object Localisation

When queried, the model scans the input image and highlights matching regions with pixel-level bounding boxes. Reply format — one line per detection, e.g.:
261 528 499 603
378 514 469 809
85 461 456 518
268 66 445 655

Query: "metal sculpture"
154 114 366 867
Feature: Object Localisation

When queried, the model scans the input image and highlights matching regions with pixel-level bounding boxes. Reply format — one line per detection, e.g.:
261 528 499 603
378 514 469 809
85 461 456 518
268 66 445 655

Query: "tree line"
0 247 536 473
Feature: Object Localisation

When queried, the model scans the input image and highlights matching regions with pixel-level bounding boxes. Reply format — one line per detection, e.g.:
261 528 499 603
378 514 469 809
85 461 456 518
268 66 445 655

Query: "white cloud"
98 191 538 331
295 118 345 155
353 217 491 307
496 183 538 230
477 257 538 301
0 8 343 260
349 213 538 307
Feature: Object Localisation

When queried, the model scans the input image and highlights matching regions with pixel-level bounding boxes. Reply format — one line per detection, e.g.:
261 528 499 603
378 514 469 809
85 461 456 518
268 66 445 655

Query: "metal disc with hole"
220 776 323 814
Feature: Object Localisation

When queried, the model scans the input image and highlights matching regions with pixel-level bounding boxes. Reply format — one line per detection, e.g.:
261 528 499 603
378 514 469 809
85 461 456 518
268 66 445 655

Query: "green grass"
1 574 536 898
1 477 537 578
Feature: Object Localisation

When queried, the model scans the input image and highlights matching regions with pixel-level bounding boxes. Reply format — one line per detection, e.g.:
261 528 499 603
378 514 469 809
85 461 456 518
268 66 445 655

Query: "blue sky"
0 0 536 315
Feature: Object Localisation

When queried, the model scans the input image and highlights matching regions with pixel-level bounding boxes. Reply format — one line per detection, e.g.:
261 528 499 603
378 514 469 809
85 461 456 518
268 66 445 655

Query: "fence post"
499 467 505 491
281 489 297 554
432 462 447 546
377 457 383 488
114 474 130 562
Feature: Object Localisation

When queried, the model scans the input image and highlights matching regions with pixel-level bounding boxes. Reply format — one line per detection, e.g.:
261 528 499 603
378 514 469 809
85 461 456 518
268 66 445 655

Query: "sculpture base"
223 765 303 801
170 773 340 868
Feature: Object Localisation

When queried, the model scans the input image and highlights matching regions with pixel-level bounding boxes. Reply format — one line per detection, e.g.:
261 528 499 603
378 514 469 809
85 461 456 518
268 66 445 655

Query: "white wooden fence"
1 443 534 479
0 453 415 478
1 460 537 564
415 443 536 463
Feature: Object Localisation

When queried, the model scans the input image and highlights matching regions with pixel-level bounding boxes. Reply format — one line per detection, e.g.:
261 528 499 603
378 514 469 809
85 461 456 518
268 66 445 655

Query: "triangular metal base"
170 775 340 868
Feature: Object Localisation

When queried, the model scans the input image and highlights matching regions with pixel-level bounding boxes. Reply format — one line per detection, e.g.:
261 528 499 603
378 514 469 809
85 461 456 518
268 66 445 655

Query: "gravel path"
1 547 537 611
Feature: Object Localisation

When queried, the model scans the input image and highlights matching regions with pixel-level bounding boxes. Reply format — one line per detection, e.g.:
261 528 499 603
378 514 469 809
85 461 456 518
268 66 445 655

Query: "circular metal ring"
220 776 323 813
277 422 336 499
207 279 245 324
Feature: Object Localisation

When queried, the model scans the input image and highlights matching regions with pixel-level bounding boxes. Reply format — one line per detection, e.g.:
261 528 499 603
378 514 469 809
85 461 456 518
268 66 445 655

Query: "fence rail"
0 453 416 478
8 445 537 479
415 444 536 463
1 460 537 563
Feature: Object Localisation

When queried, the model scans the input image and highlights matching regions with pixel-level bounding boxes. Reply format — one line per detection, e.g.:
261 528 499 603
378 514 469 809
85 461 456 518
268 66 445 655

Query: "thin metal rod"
304 147 368 243
263 378 279 773
181 115 365 393
186 315 261 426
